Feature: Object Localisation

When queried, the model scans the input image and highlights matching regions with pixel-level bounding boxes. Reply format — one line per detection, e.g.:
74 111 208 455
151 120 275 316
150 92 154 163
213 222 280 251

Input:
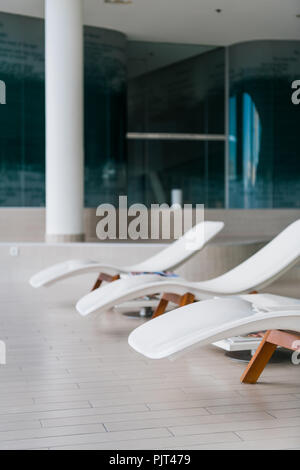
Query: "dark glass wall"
229 40 300 208
0 13 44 207
127 140 224 208
0 12 127 207
127 47 225 207
0 12 299 210
84 27 127 206
128 47 225 134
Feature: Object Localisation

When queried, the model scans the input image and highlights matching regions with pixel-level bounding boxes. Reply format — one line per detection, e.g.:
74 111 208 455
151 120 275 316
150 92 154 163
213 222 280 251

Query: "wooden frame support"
152 292 195 319
91 273 120 292
241 329 300 384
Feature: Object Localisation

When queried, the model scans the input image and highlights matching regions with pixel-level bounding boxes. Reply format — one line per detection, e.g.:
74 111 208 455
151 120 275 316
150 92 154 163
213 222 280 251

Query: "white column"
45 0 84 242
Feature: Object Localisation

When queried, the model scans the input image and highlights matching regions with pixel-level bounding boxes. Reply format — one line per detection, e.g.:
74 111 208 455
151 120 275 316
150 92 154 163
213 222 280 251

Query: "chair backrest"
200 219 300 294
130 221 224 272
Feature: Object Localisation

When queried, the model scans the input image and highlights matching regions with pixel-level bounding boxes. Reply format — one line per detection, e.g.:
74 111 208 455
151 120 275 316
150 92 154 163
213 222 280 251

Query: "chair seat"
29 221 224 288
29 259 129 288
128 296 300 359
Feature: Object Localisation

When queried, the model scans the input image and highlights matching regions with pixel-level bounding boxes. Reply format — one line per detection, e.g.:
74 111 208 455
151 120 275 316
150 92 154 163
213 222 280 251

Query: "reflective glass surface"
229 40 300 208
127 140 225 208
0 11 299 210
0 12 127 207
0 13 44 206
127 44 225 207
128 46 225 134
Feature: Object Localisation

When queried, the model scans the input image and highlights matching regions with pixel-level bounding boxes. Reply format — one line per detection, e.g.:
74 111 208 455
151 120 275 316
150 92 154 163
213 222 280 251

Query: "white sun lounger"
128 295 300 384
29 221 224 288
76 220 300 317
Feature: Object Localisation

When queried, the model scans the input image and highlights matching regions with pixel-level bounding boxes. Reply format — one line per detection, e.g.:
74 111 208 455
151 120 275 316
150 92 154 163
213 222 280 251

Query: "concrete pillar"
45 0 84 242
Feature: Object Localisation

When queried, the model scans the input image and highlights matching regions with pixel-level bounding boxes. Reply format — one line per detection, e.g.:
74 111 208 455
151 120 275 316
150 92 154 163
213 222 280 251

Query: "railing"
127 132 226 141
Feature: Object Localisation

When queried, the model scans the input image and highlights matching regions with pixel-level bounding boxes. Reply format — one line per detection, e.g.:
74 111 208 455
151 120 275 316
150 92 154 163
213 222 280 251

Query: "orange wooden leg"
152 298 169 319
180 292 195 307
241 330 300 384
240 331 277 384
91 275 103 292
91 273 120 292
152 292 195 319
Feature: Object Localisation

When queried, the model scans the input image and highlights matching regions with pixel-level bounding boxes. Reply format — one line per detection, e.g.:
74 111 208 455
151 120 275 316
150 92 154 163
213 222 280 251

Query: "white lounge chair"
128 295 300 384
76 220 300 317
29 221 224 289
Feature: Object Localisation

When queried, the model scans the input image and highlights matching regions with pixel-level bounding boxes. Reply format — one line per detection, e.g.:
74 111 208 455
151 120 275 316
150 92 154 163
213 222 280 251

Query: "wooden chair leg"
91 275 103 292
91 273 120 292
152 298 169 319
180 292 195 307
240 331 277 384
152 292 195 319
241 329 300 384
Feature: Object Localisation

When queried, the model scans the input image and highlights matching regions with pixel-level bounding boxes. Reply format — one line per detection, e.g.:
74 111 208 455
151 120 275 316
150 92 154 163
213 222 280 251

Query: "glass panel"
229 40 300 208
127 42 215 80
0 13 45 207
84 27 127 207
127 140 224 208
128 45 225 135
2 14 299 210
0 12 127 208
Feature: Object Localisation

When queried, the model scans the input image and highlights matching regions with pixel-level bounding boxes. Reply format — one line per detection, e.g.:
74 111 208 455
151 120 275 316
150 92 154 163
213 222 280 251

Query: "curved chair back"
130 221 224 273
200 219 300 294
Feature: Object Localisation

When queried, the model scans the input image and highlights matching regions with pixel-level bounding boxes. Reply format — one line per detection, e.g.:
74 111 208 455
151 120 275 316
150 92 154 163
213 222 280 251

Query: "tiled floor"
0 278 300 450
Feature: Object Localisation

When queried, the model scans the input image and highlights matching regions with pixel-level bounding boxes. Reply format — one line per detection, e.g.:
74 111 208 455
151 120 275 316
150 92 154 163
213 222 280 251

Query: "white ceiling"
0 0 299 45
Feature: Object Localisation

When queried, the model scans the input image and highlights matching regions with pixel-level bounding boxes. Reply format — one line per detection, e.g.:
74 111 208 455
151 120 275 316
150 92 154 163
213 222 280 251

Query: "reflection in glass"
0 12 127 207
242 93 262 208
127 140 224 208
0 13 299 211
127 44 226 210
84 27 127 207
229 40 300 208
0 13 45 207
128 47 225 135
